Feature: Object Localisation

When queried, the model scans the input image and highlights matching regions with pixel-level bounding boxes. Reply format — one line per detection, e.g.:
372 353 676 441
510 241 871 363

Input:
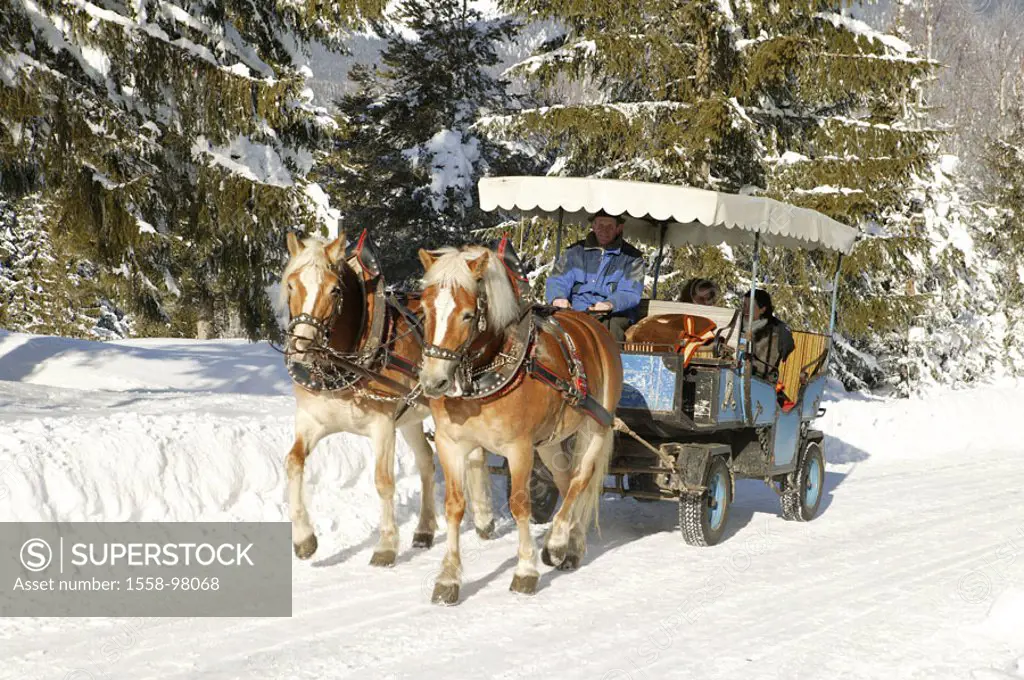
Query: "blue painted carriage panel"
619 353 677 413
749 378 780 427
717 368 780 426
717 368 743 424
801 374 827 421
772 407 802 469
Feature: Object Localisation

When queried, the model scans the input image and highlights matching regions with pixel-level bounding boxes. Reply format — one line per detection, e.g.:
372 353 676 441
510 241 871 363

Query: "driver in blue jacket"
545 210 646 341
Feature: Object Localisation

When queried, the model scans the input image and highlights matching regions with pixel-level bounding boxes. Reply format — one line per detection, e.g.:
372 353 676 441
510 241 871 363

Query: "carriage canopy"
478 176 859 255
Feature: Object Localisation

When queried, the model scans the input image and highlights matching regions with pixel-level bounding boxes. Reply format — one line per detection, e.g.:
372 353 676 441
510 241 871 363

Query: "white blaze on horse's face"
432 286 457 347
420 283 478 398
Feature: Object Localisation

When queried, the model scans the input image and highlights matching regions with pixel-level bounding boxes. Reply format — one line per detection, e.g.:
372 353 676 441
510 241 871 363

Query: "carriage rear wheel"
679 455 732 547
781 441 825 522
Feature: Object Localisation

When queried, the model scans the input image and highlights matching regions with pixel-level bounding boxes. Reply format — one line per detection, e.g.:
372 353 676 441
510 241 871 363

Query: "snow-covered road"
0 331 1022 680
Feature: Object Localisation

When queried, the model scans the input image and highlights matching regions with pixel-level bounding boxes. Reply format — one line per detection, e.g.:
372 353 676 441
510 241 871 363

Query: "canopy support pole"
555 208 564 259
744 233 761 350
828 254 844 349
742 233 761 427
651 222 667 299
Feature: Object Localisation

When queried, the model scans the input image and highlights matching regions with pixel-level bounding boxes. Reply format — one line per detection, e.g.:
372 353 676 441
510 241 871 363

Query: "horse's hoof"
293 534 318 560
431 582 460 605
557 553 580 571
543 544 566 568
369 550 396 568
412 532 434 549
509 573 538 595
475 520 496 540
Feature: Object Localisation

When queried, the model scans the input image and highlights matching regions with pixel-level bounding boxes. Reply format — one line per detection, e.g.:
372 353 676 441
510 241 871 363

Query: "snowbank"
818 377 1024 464
0 330 292 394
0 331 432 535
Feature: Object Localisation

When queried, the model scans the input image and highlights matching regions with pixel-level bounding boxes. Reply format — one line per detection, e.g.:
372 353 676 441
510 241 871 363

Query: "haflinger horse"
279 232 495 567
416 244 623 604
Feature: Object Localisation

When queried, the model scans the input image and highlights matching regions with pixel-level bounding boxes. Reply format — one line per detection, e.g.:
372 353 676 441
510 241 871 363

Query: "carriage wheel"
781 441 825 522
679 455 732 547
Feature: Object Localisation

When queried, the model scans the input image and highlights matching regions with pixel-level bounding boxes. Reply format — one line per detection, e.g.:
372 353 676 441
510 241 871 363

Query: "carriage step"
602 486 677 501
609 465 675 476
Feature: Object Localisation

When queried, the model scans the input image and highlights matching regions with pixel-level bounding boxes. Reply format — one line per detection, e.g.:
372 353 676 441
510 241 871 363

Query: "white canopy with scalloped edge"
478 176 859 255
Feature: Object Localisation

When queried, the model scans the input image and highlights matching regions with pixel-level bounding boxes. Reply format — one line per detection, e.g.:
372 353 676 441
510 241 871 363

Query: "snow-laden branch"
503 39 597 76
815 12 913 56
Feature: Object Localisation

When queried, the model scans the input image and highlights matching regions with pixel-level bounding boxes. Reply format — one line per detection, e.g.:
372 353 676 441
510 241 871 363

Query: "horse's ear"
466 251 490 280
325 235 345 264
286 232 303 257
418 248 437 272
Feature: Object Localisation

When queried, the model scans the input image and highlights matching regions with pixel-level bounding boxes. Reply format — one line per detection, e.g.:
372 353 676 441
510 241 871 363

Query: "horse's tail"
573 418 613 537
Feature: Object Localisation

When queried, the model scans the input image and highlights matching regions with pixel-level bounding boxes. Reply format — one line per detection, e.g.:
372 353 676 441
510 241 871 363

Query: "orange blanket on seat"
625 314 717 367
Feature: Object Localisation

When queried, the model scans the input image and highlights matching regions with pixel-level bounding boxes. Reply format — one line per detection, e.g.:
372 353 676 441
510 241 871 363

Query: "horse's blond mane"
422 245 521 332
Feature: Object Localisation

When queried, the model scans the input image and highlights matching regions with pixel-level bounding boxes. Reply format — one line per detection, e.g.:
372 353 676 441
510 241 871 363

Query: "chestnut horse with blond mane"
416 244 623 604
279 232 495 567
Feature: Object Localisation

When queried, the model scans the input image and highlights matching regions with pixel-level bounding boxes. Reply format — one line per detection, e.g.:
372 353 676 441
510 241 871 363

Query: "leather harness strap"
527 313 614 428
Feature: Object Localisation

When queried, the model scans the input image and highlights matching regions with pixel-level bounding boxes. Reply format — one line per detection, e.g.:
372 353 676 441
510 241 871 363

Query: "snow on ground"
1 329 1023 679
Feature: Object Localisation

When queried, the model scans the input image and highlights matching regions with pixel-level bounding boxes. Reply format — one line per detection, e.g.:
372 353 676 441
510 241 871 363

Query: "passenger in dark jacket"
546 210 645 341
740 289 795 383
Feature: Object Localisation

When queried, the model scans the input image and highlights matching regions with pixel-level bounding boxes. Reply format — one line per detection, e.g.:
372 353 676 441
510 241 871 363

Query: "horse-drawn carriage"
477 175 859 547
278 174 858 603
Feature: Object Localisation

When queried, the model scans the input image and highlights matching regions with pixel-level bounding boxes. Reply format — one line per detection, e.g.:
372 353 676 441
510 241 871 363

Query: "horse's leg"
399 421 438 549
506 439 540 595
544 421 613 570
466 447 496 539
431 432 472 605
368 417 401 567
536 441 572 567
535 441 573 497
288 412 327 559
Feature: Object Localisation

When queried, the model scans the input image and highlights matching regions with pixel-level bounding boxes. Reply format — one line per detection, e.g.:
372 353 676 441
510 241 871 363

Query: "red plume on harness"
350 228 381 278
496 233 529 300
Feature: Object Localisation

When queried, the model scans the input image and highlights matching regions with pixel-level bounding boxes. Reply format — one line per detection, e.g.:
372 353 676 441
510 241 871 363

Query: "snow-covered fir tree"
484 0 939 390
321 0 535 285
984 114 1024 365
0 196 131 338
889 155 1019 393
0 0 377 339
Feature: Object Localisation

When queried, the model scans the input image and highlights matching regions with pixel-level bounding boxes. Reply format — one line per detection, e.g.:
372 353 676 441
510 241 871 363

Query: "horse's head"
280 231 347 362
417 245 520 398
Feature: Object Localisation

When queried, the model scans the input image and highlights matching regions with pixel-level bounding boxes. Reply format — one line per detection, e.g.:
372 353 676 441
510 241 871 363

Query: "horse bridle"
421 285 489 378
285 287 342 351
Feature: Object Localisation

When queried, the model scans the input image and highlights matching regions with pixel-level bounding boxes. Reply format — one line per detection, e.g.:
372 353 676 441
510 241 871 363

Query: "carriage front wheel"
679 455 732 547
781 440 825 522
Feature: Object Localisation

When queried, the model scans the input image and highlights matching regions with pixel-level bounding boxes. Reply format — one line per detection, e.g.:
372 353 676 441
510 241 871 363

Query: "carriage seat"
624 300 741 361
775 330 829 407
